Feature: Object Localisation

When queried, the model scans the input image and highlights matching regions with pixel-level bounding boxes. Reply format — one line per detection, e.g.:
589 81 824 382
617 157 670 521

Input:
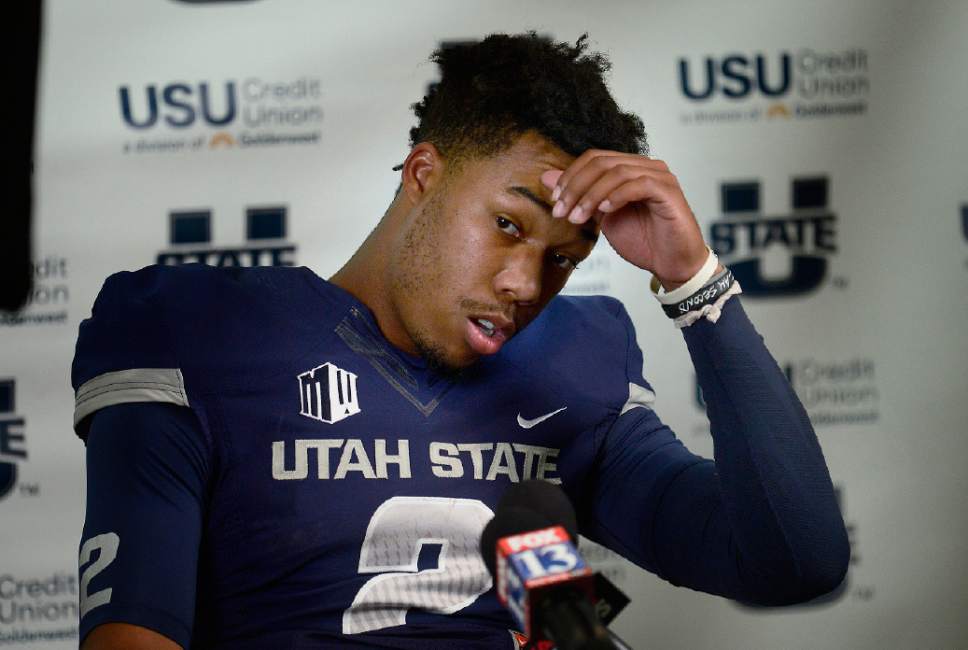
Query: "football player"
73 33 849 649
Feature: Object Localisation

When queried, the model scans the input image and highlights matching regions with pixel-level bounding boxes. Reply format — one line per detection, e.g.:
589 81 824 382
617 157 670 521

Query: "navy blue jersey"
72 264 848 649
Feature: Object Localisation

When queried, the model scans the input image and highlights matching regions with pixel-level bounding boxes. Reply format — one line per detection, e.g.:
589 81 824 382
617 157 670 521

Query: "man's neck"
329 235 387 317
329 203 413 356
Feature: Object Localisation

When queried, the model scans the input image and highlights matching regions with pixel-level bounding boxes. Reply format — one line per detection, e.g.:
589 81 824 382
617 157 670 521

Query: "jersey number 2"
79 532 120 619
342 496 494 634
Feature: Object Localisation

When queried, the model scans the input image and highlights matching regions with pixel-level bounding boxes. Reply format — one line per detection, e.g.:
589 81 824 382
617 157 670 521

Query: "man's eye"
495 216 521 237
552 253 579 271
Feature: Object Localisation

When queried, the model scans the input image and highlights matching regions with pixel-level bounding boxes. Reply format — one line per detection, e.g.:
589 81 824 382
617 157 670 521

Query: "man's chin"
412 336 475 377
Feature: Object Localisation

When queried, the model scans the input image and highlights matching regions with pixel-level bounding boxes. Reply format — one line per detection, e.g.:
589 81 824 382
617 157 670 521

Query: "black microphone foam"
496 479 579 542
480 506 553 578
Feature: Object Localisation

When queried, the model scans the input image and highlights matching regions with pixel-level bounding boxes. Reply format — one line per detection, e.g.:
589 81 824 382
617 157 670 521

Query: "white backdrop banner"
2 0 966 648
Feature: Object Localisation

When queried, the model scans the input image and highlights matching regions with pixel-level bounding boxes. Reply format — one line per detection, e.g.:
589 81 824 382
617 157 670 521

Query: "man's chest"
199 345 595 570
212 344 586 492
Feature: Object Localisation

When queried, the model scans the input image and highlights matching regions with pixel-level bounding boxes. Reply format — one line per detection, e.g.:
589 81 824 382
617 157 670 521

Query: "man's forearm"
682 295 849 603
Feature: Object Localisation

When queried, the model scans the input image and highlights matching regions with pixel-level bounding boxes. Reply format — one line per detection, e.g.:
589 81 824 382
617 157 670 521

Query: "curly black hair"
402 31 648 173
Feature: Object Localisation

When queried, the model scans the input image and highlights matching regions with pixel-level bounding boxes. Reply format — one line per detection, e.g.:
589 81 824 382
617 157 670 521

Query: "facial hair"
389 188 468 377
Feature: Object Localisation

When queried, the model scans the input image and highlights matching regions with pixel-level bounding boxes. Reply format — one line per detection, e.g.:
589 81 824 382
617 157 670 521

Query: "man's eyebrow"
507 185 599 243
508 185 553 213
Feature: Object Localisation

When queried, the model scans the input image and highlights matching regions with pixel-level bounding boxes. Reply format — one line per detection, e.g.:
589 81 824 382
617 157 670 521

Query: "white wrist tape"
649 247 743 328
649 246 719 305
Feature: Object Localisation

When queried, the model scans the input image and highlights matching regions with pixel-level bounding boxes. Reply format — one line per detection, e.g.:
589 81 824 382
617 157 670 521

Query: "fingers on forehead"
558 151 666 187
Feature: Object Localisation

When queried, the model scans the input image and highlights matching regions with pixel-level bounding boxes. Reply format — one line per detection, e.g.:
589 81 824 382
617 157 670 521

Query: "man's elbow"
742 536 851 606
794 518 852 603
788 554 850 604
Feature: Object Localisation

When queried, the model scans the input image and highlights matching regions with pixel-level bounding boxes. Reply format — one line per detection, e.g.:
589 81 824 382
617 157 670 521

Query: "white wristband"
649 246 719 305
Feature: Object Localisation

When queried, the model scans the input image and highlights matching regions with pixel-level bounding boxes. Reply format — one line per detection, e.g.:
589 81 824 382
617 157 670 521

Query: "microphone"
481 481 618 650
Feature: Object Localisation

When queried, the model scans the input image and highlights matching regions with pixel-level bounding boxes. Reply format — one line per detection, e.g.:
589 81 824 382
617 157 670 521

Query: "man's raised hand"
540 151 711 290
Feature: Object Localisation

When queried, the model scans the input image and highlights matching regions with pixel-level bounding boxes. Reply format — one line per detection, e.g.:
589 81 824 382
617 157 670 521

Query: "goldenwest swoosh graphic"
517 407 567 429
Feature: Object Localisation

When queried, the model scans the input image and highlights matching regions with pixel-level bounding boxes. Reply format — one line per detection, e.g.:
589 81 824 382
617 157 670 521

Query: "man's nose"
494 246 543 305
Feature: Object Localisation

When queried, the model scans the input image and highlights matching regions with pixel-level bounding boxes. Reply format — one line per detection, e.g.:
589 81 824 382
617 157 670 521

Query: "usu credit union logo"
677 48 870 123
118 78 323 152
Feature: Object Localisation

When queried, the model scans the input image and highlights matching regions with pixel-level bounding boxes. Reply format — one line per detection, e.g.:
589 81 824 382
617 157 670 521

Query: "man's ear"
400 142 446 206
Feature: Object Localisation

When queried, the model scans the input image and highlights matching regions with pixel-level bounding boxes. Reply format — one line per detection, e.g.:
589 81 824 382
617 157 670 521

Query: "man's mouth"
465 314 515 355
472 317 498 337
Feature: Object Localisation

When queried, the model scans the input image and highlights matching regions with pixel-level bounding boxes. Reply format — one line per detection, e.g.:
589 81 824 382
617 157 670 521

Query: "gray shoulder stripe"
620 382 656 416
74 368 188 428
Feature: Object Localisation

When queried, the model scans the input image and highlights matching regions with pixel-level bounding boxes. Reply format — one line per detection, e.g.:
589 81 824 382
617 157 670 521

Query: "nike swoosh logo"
517 407 567 429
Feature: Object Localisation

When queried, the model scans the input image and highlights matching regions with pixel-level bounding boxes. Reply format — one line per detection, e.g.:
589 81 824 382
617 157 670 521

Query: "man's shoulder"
72 264 348 394
84 262 350 325
91 262 322 309
521 293 633 349
545 293 628 322
498 294 642 412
